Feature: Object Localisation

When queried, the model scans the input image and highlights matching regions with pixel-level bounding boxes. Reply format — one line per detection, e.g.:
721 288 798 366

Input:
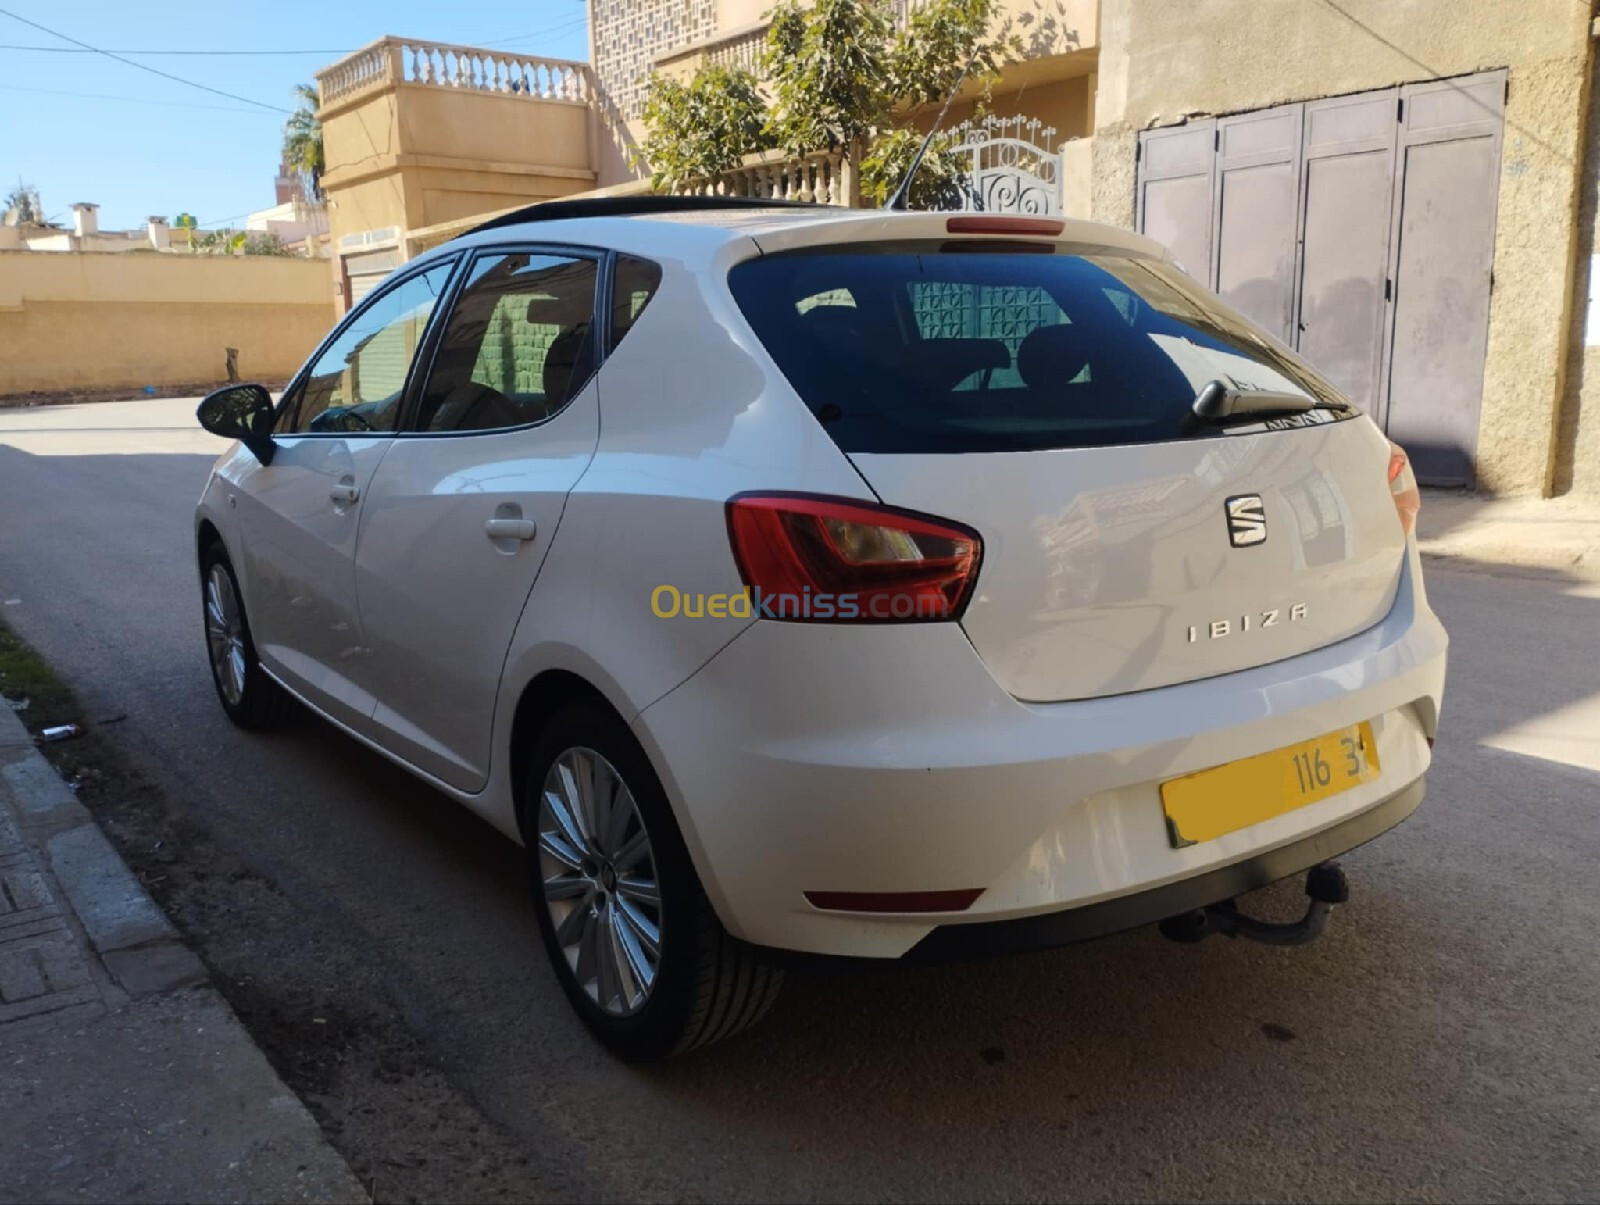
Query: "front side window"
417 251 599 433
287 263 453 435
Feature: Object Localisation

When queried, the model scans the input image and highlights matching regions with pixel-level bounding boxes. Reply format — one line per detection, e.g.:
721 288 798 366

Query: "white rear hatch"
727 226 1406 702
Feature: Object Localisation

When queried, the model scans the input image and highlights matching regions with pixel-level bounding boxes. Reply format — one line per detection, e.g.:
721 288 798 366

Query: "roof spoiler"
456 195 821 240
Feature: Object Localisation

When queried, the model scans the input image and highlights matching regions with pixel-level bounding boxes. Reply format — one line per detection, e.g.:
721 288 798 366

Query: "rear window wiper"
1188 379 1354 427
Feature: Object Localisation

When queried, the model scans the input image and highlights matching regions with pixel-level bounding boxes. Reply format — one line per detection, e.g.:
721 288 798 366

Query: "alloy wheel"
537 746 663 1016
204 564 247 707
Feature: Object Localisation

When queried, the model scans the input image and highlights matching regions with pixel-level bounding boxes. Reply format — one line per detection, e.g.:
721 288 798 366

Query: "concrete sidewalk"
1417 489 1600 580
0 701 365 1204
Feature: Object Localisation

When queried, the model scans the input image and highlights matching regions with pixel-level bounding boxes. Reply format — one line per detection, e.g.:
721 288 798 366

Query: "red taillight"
725 493 982 623
1388 441 1420 536
945 215 1065 237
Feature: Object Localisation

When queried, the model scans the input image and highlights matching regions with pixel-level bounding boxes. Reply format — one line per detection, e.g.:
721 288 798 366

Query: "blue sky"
0 1 590 231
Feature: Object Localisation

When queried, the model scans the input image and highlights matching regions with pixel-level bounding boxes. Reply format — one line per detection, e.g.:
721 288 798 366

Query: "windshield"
727 242 1353 454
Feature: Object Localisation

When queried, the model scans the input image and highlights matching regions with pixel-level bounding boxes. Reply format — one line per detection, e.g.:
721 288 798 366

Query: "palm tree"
281 83 324 200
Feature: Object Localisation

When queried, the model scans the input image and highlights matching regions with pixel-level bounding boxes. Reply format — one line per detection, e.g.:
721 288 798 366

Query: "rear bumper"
905 777 1423 963
633 546 1446 959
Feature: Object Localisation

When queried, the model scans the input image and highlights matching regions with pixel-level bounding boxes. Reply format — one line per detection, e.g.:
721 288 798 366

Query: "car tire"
524 703 782 1059
200 542 294 730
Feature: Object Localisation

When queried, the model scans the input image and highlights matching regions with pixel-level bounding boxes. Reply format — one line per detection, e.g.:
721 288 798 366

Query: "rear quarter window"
609 254 664 353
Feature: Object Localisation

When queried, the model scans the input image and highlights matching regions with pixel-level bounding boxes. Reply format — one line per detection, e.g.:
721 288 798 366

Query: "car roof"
412 198 1165 272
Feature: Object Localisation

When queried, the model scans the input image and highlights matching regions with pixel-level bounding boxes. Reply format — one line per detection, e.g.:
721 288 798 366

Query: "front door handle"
485 517 537 541
329 477 360 505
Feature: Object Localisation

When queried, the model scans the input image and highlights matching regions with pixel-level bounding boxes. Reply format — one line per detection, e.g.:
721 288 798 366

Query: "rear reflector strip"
945 215 1065 237
804 888 985 913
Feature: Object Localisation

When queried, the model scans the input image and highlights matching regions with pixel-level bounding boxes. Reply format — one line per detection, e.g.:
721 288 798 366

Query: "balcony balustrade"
317 37 592 109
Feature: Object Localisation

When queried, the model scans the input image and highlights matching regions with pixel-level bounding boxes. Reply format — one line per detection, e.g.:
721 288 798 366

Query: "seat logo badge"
1225 494 1267 547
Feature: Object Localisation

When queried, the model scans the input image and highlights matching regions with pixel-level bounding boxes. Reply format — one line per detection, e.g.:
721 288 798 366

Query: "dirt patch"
0 619 565 1203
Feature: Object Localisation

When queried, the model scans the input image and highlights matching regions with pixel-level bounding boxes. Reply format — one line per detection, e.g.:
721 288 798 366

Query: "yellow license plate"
1160 722 1380 848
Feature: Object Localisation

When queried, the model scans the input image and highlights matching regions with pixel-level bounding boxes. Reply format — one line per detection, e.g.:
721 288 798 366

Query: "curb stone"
1416 490 1600 582
0 702 196 996
0 698 369 1202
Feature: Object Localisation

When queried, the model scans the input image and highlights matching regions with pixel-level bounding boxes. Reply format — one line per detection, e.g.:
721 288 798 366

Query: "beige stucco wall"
1557 47 1600 496
1093 0 1595 496
320 83 598 250
0 252 335 394
1003 0 1098 58
927 72 1096 142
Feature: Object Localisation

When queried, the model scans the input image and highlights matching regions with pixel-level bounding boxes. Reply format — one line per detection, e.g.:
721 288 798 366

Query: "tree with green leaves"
242 231 294 257
192 228 296 256
763 0 894 161
3 180 41 225
637 65 773 192
857 126 970 210
192 228 247 256
887 0 1014 107
281 83 325 200
637 0 1015 205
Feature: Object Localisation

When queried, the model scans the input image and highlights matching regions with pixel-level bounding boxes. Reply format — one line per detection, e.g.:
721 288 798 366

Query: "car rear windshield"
727 241 1350 454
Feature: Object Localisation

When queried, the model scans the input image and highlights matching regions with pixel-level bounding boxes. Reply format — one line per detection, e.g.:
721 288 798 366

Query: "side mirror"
197 384 277 465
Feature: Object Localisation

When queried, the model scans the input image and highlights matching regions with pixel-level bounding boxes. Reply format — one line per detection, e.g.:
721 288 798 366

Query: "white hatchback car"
195 197 1446 1058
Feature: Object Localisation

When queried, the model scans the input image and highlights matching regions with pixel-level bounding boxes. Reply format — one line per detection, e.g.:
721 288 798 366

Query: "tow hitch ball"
1158 862 1349 946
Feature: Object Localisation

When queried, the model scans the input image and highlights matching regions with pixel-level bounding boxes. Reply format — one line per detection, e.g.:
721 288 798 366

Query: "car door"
352 247 638 791
235 260 456 729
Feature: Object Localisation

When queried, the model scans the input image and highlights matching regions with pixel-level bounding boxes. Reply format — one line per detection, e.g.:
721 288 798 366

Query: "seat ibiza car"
194 197 1445 1059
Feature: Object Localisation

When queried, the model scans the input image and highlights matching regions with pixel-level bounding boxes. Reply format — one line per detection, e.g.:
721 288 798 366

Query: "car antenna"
883 56 975 212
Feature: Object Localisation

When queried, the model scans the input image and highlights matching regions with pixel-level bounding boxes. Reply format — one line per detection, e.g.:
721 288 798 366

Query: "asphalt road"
1 399 1597 1203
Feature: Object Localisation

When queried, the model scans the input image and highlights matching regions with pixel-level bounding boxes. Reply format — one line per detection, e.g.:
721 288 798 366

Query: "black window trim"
273 252 467 439
394 240 617 439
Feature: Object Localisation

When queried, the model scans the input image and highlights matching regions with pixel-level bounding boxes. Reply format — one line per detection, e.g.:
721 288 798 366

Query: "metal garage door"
343 246 402 308
1136 70 1505 485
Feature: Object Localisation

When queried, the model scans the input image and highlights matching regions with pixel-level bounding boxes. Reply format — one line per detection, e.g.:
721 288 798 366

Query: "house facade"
311 0 1600 495
1092 0 1598 494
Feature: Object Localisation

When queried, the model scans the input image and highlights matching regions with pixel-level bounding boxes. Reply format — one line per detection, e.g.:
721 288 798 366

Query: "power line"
195 210 264 229
0 7 287 112
482 25 590 54
479 15 590 49
472 12 587 45
0 43 353 55
0 81 282 113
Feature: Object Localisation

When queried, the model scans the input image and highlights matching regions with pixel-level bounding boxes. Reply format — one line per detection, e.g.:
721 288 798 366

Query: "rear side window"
727 242 1348 453
609 254 663 353
416 251 599 433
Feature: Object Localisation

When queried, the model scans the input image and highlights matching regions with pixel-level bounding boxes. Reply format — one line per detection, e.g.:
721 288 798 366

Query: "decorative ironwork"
944 114 1063 215
910 280 1065 388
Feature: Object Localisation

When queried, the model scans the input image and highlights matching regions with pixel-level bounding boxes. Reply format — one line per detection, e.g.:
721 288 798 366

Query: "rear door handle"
329 479 359 505
485 518 537 541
